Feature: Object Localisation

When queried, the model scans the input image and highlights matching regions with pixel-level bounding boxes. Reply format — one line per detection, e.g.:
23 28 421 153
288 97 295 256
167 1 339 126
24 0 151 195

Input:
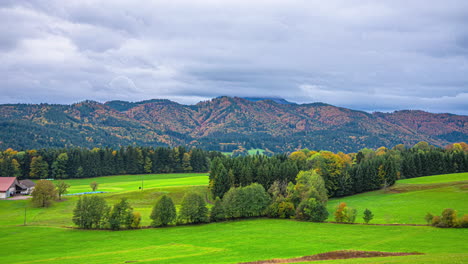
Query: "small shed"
0 177 27 199
19 179 36 195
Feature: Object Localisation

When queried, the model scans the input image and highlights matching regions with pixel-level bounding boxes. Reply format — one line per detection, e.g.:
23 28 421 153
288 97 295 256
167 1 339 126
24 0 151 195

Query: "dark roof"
19 179 36 188
0 177 17 192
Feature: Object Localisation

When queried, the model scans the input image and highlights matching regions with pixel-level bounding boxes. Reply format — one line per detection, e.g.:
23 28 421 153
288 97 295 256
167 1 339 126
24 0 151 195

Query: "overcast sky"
1 1 467 114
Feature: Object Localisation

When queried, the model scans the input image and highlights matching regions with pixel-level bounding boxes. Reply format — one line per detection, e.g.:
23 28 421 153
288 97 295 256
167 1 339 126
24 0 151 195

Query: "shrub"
459 214 468 228
431 215 441 227
440 208 458 228
307 200 329 222
150 195 176 227
278 201 296 219
178 192 209 224
131 212 141 229
334 202 347 222
296 198 328 222
424 212 433 225
363 208 374 224
345 207 357 223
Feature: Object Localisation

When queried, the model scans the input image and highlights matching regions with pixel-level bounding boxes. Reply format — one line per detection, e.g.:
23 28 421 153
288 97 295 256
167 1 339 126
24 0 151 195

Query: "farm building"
19 179 36 195
0 177 33 199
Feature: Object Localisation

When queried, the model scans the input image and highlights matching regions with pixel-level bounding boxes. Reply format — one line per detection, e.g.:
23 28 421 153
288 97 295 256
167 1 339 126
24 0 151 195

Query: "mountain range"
0 96 466 152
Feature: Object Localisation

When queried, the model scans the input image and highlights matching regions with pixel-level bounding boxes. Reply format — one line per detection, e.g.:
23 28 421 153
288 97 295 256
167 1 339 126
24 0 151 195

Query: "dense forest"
0 142 467 200
1 97 466 152
0 146 222 179
209 142 468 199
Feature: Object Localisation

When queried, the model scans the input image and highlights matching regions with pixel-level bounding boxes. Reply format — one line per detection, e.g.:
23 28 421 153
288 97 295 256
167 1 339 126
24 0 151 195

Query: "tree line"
209 142 468 199
0 146 222 179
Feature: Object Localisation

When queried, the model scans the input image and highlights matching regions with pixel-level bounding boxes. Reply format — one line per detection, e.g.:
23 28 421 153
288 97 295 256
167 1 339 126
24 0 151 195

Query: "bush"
459 214 468 228
131 212 141 229
150 195 176 227
72 195 110 229
346 207 357 223
424 212 433 225
440 208 458 228
31 180 57 207
363 209 374 224
210 197 226 222
431 215 441 227
334 202 347 222
278 201 296 219
334 202 357 223
178 192 209 224
296 198 328 222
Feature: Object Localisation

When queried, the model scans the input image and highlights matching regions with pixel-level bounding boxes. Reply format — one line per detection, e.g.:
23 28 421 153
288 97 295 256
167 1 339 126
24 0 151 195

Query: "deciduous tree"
31 180 57 207
150 195 176 227
55 180 70 200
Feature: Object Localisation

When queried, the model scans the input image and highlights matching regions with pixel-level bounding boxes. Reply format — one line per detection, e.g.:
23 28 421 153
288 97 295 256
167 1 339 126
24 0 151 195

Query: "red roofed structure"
0 177 26 199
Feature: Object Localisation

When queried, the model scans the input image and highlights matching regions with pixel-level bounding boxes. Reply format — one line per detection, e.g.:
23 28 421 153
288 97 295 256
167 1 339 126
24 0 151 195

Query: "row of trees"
0 146 220 179
73 196 141 230
209 142 468 199
74 172 378 230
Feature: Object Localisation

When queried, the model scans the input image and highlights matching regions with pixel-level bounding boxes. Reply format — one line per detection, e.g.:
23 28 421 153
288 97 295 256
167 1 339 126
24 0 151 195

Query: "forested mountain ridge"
0 96 466 152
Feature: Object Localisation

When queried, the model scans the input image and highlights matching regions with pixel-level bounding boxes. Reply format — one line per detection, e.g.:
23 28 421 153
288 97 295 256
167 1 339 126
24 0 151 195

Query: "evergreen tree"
108 198 134 230
363 208 374 224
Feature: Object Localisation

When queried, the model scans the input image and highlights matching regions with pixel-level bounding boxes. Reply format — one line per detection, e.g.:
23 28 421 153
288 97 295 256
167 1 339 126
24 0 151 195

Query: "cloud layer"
1 0 467 114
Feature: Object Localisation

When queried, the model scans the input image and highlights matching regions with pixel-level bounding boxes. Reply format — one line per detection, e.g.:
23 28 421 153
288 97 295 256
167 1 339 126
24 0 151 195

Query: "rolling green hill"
0 172 466 263
327 173 468 224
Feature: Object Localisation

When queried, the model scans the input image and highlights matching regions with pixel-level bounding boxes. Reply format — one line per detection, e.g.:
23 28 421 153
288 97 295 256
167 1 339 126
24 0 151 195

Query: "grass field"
61 173 209 193
327 173 468 224
0 172 466 263
0 219 466 264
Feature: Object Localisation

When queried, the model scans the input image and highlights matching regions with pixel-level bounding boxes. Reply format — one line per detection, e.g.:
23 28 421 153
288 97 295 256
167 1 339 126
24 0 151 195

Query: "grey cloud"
0 0 467 114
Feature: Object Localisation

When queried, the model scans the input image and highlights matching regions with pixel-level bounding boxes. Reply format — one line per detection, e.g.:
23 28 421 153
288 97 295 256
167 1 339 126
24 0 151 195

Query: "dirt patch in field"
386 181 467 193
239 250 423 264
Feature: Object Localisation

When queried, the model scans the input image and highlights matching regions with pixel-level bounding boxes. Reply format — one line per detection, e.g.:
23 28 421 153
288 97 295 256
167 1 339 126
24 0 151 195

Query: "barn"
0 177 28 199
19 179 36 195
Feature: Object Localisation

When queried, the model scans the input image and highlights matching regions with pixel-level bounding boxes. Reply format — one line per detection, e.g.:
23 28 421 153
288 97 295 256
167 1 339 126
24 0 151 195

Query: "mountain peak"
242 97 295 105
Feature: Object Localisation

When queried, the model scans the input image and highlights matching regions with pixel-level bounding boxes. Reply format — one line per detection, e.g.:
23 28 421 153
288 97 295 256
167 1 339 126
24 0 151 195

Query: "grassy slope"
1 173 209 227
0 219 466 264
327 173 468 224
60 173 208 193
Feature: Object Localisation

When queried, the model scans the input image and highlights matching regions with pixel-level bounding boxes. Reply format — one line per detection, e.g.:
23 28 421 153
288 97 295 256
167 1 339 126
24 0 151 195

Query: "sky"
0 0 467 114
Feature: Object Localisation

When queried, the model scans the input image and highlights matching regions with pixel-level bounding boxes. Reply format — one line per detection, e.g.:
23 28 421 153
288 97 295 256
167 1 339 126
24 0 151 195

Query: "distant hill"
0 96 466 152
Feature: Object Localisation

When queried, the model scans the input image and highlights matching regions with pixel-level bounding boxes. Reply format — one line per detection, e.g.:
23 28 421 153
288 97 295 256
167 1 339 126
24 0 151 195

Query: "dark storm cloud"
0 0 467 114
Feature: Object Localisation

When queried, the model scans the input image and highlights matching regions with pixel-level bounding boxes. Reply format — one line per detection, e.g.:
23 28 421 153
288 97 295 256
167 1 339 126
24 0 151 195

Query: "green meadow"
327 172 468 224
0 172 466 263
61 173 209 193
